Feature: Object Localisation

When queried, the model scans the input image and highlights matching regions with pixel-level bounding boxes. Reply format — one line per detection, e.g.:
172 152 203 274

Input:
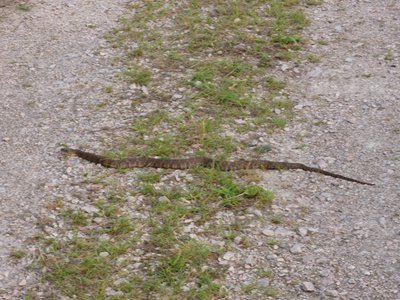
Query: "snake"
61 148 373 185
61 147 374 185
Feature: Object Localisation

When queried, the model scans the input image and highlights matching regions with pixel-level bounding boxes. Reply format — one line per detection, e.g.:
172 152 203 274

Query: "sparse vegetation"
40 0 314 298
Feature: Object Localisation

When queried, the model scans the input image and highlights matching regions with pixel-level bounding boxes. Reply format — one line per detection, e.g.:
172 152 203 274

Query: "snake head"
61 147 78 156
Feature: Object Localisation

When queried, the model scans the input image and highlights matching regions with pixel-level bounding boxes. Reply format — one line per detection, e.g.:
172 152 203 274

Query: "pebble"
290 243 303 254
81 205 100 214
247 207 263 217
275 227 295 237
99 252 109 257
378 217 386 227
157 196 170 203
298 227 308 237
105 287 123 296
249 139 258 147
334 25 343 32
172 93 183 99
256 278 270 288
301 281 316 292
18 279 27 286
223 251 235 260
141 86 149 95
308 67 322 77
326 289 339 297
262 228 275 236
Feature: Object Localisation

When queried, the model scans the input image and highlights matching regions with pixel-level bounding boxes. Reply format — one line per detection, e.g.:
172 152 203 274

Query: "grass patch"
10 249 27 260
266 76 287 92
42 0 315 298
16 3 32 12
124 65 152 85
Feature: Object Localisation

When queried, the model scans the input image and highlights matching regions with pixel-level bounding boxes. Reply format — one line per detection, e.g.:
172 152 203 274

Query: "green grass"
62 209 88 226
16 3 32 12
270 214 284 224
124 65 152 85
266 76 287 92
104 85 113 93
10 249 27 260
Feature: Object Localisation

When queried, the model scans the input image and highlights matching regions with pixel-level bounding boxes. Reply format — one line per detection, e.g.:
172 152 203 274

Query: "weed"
10 249 27 260
265 286 280 297
266 238 279 246
16 4 32 12
306 53 321 63
384 51 394 61
270 214 284 224
63 209 88 226
107 217 135 235
124 66 152 85
266 76 287 91
256 267 274 278
104 86 113 93
138 171 162 183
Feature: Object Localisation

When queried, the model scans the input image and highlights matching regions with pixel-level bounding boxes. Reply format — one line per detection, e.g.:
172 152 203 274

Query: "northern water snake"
61 147 373 185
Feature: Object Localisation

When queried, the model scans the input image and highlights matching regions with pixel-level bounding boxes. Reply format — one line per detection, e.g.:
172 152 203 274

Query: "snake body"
61 148 373 185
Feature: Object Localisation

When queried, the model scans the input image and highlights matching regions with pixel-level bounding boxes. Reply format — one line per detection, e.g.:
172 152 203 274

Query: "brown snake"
61 148 373 185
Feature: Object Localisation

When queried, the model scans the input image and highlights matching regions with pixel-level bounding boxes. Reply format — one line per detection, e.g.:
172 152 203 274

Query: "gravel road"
0 0 399 299
0 0 128 297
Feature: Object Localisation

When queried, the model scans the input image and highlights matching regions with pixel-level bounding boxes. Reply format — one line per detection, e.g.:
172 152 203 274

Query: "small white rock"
99 252 109 257
81 205 99 214
256 278 270 288
326 289 339 297
172 93 183 99
298 227 308 237
157 196 170 203
290 243 303 254
262 229 275 237
223 251 235 260
19 278 27 286
308 67 322 77
302 281 315 292
141 86 149 95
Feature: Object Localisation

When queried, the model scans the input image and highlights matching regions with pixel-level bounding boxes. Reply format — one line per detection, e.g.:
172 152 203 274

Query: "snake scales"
61 148 373 185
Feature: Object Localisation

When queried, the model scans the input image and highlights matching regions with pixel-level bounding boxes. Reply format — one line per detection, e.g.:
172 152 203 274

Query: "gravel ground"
0 0 399 299
0 0 128 297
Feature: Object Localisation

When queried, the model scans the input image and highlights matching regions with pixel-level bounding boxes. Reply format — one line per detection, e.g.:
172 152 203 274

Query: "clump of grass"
107 217 135 235
104 85 113 93
138 171 162 183
306 53 321 63
258 53 272 68
16 3 32 12
10 249 27 260
271 117 287 128
124 66 152 85
266 76 287 92
384 51 394 61
270 214 284 224
62 209 88 226
131 110 169 136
